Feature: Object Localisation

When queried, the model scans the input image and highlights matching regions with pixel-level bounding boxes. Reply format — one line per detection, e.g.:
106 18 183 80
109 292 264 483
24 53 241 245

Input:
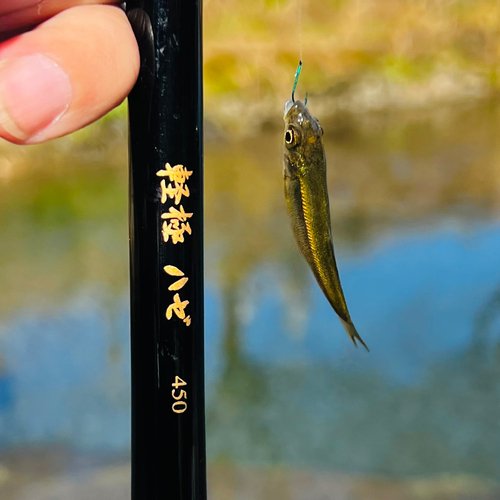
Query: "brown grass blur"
204 0 500 133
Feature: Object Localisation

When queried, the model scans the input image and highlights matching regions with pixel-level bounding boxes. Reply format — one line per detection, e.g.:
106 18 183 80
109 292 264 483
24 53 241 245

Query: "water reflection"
1 103 500 497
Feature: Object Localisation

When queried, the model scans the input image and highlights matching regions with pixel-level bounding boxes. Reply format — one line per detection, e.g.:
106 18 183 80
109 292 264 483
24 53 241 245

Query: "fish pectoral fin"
340 318 369 352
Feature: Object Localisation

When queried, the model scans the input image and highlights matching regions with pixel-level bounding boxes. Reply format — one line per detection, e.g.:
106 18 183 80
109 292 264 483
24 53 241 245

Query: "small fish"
283 62 368 351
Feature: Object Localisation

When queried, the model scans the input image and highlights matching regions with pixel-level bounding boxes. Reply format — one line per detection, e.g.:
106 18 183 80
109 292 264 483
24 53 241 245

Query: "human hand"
0 1 139 144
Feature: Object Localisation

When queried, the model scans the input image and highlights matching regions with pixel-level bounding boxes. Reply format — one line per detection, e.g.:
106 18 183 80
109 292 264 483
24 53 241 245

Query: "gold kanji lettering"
159 179 190 205
161 206 193 244
161 205 193 221
163 266 189 290
164 266 189 290
169 278 188 291
162 220 192 244
166 293 190 321
156 163 193 184
163 266 191 326
164 265 184 276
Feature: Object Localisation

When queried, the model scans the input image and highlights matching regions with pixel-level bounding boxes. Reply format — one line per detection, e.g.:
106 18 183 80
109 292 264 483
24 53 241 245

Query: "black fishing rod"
126 1 206 499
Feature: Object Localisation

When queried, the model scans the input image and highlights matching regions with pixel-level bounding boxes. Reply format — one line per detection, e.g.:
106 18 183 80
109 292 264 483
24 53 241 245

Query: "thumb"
0 4 139 144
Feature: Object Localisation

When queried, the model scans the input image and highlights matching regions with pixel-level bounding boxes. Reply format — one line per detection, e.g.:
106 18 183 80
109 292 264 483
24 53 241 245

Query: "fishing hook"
292 60 302 103
292 60 308 105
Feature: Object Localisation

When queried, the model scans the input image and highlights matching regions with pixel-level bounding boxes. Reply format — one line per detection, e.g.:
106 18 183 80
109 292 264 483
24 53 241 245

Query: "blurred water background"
1 1 500 499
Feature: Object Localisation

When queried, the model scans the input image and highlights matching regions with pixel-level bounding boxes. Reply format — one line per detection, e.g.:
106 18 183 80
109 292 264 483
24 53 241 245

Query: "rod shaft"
127 1 206 499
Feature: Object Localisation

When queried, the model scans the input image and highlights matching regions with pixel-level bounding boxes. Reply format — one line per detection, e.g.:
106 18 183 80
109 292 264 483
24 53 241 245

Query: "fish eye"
285 127 300 148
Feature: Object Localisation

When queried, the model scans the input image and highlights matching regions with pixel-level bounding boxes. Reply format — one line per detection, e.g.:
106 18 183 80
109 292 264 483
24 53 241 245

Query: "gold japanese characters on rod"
157 163 193 244
157 163 193 328
156 162 193 329
164 265 191 327
157 162 194 415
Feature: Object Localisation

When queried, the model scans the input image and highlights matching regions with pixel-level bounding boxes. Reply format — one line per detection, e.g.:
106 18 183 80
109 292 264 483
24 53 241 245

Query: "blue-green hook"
292 60 308 105
291 60 302 103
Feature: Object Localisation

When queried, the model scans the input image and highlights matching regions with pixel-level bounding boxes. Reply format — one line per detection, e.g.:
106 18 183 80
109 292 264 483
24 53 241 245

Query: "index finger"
0 0 119 32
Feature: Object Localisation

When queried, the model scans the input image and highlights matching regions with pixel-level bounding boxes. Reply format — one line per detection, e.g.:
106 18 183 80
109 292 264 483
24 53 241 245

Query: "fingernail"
0 54 72 140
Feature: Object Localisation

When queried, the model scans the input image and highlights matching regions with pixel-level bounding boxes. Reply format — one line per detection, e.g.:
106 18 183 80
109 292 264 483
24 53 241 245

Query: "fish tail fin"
340 318 369 352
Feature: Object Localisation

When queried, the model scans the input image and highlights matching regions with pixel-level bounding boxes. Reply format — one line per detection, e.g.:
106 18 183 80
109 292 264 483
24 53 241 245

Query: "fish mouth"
283 99 294 119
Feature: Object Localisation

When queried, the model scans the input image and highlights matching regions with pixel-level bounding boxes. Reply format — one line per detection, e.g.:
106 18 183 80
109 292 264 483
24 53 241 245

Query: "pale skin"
0 1 140 144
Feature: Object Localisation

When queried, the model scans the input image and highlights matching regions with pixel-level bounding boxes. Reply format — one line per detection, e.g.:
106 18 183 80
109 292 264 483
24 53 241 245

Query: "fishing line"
298 0 303 62
294 0 307 104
